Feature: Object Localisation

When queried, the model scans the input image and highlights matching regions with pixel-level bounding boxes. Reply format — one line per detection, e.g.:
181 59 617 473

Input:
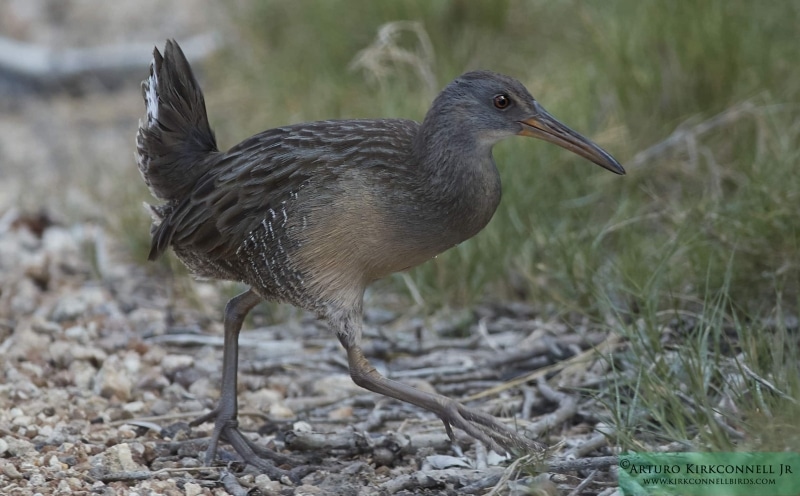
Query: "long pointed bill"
518 102 625 175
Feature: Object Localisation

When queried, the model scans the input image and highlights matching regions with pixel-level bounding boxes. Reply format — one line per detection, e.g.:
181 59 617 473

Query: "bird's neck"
413 116 502 244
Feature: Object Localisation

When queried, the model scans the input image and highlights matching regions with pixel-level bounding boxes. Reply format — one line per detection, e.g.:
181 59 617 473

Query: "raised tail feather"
136 39 218 203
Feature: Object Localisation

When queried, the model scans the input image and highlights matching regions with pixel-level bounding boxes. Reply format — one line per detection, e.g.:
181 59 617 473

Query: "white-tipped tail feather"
143 67 159 126
135 39 218 203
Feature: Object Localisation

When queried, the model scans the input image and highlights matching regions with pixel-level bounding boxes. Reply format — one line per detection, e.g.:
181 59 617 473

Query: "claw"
191 408 308 479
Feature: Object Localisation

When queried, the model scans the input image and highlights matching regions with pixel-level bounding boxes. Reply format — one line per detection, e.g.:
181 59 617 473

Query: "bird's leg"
189 289 307 479
343 344 544 454
190 289 260 462
332 312 546 456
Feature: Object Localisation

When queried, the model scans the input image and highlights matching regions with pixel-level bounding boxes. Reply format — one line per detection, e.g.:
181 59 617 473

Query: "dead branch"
567 469 599 496
566 433 609 458
739 360 799 404
525 378 578 438
284 428 452 455
95 471 153 482
380 467 504 494
548 456 618 473
146 332 303 357
219 470 250 496
625 100 758 169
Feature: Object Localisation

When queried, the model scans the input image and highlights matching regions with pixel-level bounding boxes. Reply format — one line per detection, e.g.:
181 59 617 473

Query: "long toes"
234 430 304 466
242 452 296 482
288 465 317 483
242 442 315 484
445 402 545 455
441 405 504 452
189 410 312 476
463 425 507 454
216 422 315 479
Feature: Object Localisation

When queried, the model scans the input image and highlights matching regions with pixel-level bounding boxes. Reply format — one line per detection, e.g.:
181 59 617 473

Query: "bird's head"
426 70 625 175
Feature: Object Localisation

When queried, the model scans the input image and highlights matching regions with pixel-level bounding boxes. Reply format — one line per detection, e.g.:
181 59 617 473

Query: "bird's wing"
149 119 419 261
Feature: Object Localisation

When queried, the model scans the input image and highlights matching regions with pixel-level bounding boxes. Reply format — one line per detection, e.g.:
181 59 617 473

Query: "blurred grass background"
197 0 799 314
111 0 798 453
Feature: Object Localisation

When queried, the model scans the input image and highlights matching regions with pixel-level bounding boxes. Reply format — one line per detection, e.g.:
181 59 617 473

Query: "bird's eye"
493 94 511 109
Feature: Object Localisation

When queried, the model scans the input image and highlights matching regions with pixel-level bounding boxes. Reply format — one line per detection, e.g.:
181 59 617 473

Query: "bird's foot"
190 409 312 483
438 400 547 456
342 343 546 457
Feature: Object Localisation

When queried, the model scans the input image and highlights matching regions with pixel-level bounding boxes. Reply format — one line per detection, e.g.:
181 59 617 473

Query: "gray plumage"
135 39 623 476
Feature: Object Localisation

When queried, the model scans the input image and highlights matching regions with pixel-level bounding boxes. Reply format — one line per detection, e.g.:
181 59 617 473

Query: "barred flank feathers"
135 39 218 202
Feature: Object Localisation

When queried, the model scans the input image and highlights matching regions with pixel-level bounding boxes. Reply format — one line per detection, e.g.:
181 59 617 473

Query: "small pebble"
93 355 132 401
269 403 295 419
51 295 89 322
29 471 46 486
310 374 363 397
4 437 35 457
292 421 312 432
327 406 353 420
2 461 23 479
184 482 203 496
123 401 146 413
161 354 195 376
64 325 90 342
295 485 324 495
92 443 146 473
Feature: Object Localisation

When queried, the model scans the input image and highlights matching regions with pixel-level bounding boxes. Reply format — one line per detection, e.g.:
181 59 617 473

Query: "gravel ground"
0 213 621 495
